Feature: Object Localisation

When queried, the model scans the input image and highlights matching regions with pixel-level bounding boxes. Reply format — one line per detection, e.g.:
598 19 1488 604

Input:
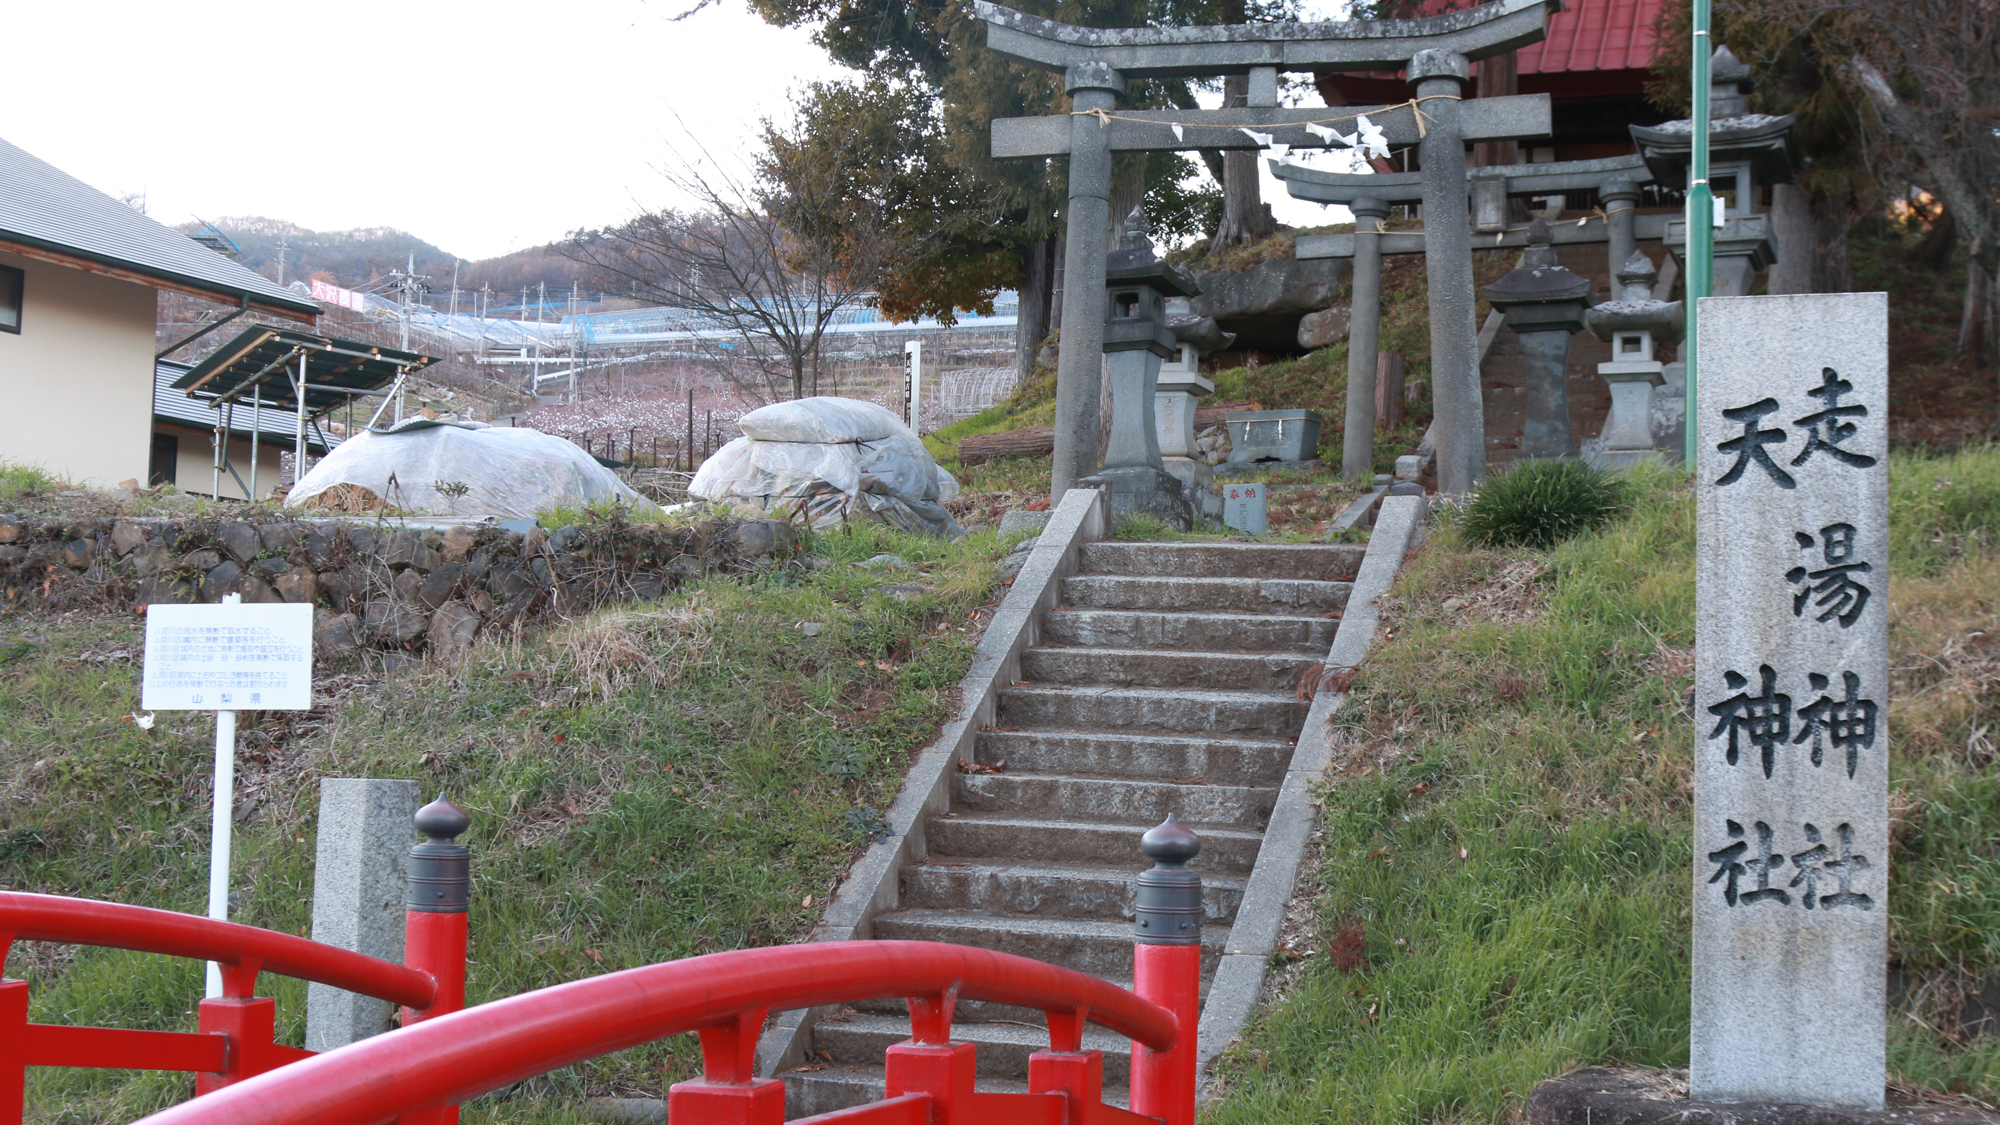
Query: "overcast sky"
8 0 1352 263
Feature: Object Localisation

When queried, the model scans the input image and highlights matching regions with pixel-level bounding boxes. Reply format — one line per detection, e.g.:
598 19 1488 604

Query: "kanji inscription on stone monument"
1693 292 1888 1109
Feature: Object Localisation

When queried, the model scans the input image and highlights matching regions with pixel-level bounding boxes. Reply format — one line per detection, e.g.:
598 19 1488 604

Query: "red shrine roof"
1319 0 1668 105
1515 0 1665 77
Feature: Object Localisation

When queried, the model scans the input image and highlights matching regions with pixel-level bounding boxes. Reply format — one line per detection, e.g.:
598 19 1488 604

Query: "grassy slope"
1204 447 2000 1125
2 523 1018 1123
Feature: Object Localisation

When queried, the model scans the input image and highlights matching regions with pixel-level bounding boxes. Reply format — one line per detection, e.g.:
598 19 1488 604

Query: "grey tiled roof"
0 137 318 316
155 361 338 453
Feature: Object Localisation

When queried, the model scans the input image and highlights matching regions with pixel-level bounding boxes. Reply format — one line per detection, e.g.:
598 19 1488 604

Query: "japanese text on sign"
142 603 314 711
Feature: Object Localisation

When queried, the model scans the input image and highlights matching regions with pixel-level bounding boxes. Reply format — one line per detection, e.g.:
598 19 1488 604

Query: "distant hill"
177 217 590 304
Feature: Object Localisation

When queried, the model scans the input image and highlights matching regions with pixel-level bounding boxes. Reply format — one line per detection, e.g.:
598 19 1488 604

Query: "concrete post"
1601 178 1641 285
305 778 420 1052
1052 64 1124 495
1408 50 1483 493
1342 197 1391 481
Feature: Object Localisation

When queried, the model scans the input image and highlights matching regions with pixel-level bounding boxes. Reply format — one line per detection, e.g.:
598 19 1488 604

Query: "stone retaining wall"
0 512 798 662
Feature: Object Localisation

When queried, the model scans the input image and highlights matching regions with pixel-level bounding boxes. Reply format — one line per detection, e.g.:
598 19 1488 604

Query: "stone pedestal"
1104 346 1192 527
1530 1069 2000 1125
1586 362 1666 470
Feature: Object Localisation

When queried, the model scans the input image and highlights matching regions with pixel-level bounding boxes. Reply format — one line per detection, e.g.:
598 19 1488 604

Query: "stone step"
780 1068 1094 1121
1080 541 1365 581
867 910 1227 985
971 730 1292 787
900 859 1245 923
923 813 1263 873
847 973 1211 1029
951 772 1277 830
1018 646 1319 692
995 685 1307 738
1039 608 1337 654
1060 575 1351 616
807 1012 1137 1080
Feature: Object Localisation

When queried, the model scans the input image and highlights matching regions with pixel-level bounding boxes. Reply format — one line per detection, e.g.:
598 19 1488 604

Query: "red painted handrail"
131 940 1179 1125
0 892 435 1007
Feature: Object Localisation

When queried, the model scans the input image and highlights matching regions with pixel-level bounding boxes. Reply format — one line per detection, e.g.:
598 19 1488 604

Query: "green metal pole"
1684 0 1713 466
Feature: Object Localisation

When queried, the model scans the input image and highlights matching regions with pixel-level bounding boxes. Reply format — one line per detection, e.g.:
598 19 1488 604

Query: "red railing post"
1028 1006 1105 1123
193 995 295 1095
1130 815 1202 1125
884 989 976 1125
0 974 26 1125
400 798 472 1125
668 1008 786 1125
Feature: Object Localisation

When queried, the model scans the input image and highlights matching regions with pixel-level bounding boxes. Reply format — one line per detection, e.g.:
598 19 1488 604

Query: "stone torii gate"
1273 153 1668 476
973 0 1560 496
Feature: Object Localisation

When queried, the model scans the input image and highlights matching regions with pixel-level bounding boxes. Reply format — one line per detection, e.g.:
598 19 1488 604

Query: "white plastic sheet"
286 421 648 519
689 397 964 536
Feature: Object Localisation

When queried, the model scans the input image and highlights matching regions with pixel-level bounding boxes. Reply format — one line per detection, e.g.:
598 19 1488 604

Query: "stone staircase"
780 540 1365 1115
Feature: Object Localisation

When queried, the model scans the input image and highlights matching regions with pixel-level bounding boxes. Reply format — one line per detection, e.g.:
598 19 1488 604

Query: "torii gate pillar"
1409 49 1484 495
1054 63 1125 494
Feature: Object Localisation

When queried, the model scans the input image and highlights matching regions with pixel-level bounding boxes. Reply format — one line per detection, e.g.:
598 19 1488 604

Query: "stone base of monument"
1162 456 1221 520
1097 463 1193 528
1584 448 1663 471
1216 458 1323 480
1528 1068 2000 1125
998 508 1054 536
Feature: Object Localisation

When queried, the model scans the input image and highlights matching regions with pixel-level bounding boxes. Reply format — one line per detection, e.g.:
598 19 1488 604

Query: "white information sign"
142 602 314 712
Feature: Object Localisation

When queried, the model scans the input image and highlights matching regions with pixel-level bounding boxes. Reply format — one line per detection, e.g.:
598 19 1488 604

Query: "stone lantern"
1099 209 1199 527
1154 313 1234 520
1632 45 1797 297
1583 251 1684 469
1483 219 1592 459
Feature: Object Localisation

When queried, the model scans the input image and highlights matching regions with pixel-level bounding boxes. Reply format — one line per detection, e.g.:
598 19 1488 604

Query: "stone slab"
1693 293 1889 1108
305 778 420 1052
1529 1068 1999 1125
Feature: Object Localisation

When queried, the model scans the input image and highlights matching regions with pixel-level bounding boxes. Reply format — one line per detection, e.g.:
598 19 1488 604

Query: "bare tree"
564 124 895 404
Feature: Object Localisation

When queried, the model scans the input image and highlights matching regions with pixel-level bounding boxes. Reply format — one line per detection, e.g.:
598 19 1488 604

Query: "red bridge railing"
132 937 1197 1125
11 805 1206 1125
0 798 473 1123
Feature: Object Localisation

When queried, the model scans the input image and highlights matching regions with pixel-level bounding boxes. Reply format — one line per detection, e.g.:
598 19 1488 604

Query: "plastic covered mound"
690 397 963 537
287 420 651 519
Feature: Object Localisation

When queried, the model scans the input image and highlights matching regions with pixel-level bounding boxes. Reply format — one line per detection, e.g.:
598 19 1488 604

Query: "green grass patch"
1204 449 2000 1124
2 524 1011 1122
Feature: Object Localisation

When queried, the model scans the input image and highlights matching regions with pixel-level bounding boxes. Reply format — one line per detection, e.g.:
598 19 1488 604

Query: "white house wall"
0 249 156 487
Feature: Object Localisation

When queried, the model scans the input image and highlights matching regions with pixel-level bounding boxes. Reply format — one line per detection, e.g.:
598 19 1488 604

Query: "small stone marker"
306 778 420 1051
1221 482 1266 535
1693 292 1888 1109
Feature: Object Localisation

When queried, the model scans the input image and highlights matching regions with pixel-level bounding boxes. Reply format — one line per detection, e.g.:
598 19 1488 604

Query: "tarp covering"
690 397 963 536
286 420 647 518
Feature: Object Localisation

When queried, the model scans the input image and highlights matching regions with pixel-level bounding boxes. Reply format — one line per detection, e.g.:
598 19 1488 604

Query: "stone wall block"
216 522 261 564
546 525 584 553
239 575 280 604
429 601 481 653
363 600 427 644
528 556 553 587
251 557 291 577
61 540 92 569
417 565 464 610
381 530 437 572
317 610 362 653
0 546 25 565
0 515 20 543
304 528 340 567
259 523 304 556
110 520 146 556
200 560 243 602
273 568 320 605
467 588 496 618
487 565 535 603
462 550 490 581
345 527 377 556
131 545 169 578
181 548 222 571
390 569 423 605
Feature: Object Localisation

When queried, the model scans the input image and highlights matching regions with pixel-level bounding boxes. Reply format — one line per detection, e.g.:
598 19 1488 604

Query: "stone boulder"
216 522 261 565
1297 306 1351 350
1190 256 1348 353
428 601 481 653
